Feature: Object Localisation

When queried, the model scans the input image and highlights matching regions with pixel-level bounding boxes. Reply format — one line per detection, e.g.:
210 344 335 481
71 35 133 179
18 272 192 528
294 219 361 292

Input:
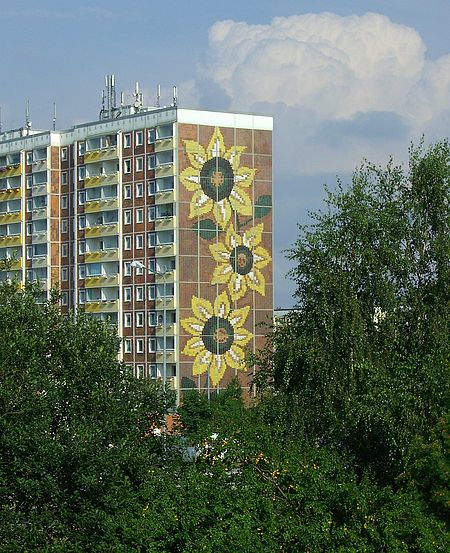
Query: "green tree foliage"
257 141 449 483
0 281 171 551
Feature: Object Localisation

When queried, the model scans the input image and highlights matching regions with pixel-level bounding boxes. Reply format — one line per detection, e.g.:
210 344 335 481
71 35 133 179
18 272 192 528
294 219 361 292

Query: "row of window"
124 311 176 328
123 336 175 354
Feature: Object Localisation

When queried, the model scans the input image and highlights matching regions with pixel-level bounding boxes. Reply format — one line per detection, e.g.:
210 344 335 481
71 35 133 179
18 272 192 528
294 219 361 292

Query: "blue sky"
1 1 449 306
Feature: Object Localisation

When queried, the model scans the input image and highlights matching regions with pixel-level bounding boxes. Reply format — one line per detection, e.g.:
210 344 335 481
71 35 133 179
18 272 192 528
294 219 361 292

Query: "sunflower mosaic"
180 127 271 387
181 292 252 386
180 127 255 228
210 223 271 301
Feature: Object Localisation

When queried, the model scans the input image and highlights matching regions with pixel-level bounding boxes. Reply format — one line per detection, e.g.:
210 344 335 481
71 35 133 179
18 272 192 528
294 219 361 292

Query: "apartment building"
0 87 273 400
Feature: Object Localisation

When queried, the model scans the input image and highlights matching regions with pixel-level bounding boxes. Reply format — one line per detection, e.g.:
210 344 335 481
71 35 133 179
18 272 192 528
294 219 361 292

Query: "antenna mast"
52 102 56 131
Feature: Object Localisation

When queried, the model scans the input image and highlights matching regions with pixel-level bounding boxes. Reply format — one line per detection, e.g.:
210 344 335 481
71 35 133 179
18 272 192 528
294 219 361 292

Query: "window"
124 210 131 225
61 171 68 185
123 184 131 199
26 222 32 236
78 166 86 180
124 236 131 250
78 215 85 230
136 339 144 354
124 313 132 327
136 312 144 327
124 339 132 354
124 133 131 148
27 199 32 212
134 263 144 276
124 261 131 276
78 240 85 255
136 130 143 146
148 259 156 273
148 129 156 143
148 180 156 195
61 292 68 306
137 364 145 378
147 154 155 170
61 148 68 161
78 191 85 205
135 157 143 172
148 338 156 352
148 285 156 300
147 232 156 247
26 246 33 260
136 234 143 249
78 142 85 156
136 208 143 224
61 195 68 210
124 159 131 174
78 265 86 279
124 287 131 302
61 219 68 233
26 151 33 165
136 182 143 197
61 243 68 258
147 206 155 221
148 311 157 326
136 286 144 301
26 175 33 188
79 289 86 304
61 267 68 281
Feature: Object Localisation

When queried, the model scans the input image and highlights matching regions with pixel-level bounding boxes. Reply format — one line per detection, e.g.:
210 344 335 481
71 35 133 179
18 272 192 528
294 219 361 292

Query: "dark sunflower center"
200 157 234 201
202 316 235 355
230 245 253 275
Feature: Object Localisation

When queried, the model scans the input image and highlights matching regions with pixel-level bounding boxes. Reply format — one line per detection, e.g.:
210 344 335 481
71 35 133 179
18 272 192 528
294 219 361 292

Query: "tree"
257 140 449 482
0 280 172 550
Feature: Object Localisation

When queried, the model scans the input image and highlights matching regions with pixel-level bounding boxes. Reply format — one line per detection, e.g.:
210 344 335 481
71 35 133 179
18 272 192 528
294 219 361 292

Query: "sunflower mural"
180 126 272 388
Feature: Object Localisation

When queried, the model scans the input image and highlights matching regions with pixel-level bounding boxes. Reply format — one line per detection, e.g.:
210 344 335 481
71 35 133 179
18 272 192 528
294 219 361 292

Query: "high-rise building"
0 80 273 400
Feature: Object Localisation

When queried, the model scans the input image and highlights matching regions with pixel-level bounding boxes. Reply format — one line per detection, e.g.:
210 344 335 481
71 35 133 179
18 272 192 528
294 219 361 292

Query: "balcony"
10 258 23 270
155 323 177 337
32 207 47 220
155 190 175 204
85 223 119 238
85 275 119 288
154 137 174 153
85 172 119 188
32 159 47 172
0 164 22 178
85 198 119 213
156 243 176 257
0 235 21 247
84 299 119 313
0 188 21 201
156 296 176 309
155 163 174 178
0 212 21 225
85 249 119 263
155 216 176 231
156 350 176 363
155 270 176 284
32 231 47 244
84 147 118 163
31 184 47 196
31 257 48 268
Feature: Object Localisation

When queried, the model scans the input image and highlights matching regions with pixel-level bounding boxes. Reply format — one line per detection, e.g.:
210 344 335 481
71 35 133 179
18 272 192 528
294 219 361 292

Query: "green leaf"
254 195 272 219
192 219 218 240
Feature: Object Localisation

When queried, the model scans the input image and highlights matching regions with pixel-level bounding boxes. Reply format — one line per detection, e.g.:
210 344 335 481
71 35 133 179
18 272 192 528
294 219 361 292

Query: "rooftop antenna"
25 100 32 133
0 106 2 134
133 81 143 111
172 85 178 107
156 84 161 107
52 102 56 131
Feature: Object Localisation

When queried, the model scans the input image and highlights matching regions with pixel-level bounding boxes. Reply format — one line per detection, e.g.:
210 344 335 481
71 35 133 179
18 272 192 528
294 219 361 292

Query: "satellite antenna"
156 84 161 107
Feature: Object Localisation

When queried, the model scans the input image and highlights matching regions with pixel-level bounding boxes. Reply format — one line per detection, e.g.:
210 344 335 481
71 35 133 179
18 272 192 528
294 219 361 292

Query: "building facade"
0 104 273 400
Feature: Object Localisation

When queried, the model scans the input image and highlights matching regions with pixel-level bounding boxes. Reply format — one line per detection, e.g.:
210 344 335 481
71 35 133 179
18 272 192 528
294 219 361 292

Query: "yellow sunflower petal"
207 127 226 159
234 166 256 188
209 242 231 263
180 166 201 192
224 145 246 171
225 222 241 250
183 336 205 356
184 140 207 169
243 223 263 249
181 316 204 336
233 326 253 347
189 190 213 219
225 344 247 370
193 350 212 377
192 296 213 322
211 262 232 285
229 273 247 301
229 186 253 216
229 305 250 328
247 268 266 296
209 353 227 386
213 199 232 228
213 290 230 319
253 245 271 269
